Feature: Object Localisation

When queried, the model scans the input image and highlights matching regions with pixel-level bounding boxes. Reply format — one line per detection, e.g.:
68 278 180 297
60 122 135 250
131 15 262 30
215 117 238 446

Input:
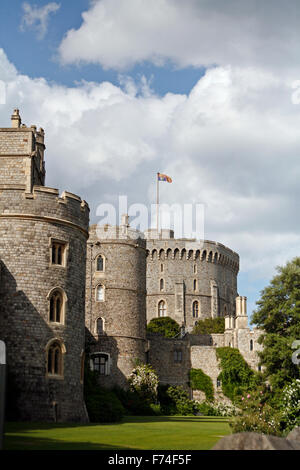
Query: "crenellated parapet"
146 239 239 274
0 186 90 237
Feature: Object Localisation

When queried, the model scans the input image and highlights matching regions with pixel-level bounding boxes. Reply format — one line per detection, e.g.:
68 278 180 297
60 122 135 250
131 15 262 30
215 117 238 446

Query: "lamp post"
0 340 6 450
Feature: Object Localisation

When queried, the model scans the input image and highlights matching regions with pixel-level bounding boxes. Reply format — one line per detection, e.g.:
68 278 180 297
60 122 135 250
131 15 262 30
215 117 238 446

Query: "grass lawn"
4 416 231 450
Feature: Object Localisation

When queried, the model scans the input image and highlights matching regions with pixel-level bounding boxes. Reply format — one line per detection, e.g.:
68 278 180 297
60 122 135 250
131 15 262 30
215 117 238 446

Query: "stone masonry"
0 110 263 420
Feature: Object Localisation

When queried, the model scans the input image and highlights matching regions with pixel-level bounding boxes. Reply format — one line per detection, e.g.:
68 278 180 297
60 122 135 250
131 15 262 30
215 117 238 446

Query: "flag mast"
156 172 159 233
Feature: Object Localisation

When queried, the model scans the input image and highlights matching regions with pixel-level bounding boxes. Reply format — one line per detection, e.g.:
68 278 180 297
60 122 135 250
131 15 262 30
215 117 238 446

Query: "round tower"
145 229 239 330
86 216 147 388
0 111 89 422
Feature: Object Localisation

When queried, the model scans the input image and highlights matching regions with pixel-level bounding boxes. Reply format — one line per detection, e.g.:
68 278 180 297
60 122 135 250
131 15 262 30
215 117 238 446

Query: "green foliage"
128 363 159 403
84 363 124 423
196 401 237 417
158 385 199 415
146 316 180 338
230 387 283 436
230 407 282 436
251 257 300 392
189 369 214 402
192 317 225 335
280 379 300 433
112 386 158 416
216 347 262 402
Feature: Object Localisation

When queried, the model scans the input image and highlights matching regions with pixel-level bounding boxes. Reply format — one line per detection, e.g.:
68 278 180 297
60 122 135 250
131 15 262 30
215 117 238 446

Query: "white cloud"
1 49 300 284
58 0 300 74
20 2 60 39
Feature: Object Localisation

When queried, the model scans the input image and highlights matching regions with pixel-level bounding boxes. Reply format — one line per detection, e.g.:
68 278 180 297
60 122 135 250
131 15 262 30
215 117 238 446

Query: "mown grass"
4 416 231 450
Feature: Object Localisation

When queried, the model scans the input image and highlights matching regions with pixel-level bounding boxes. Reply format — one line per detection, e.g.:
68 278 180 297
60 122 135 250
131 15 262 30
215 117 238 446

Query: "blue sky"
0 0 203 95
1 0 300 322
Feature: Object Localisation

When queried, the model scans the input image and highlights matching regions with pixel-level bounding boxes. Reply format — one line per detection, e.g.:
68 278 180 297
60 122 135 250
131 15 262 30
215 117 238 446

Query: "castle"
0 111 261 422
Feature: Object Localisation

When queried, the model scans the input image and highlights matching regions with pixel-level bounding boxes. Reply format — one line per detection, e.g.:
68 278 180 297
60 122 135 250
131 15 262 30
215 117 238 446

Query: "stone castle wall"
85 223 147 388
146 237 239 328
0 111 89 422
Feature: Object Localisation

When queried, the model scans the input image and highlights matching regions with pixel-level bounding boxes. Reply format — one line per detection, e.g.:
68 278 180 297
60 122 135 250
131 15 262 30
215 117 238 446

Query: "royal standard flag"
158 173 172 183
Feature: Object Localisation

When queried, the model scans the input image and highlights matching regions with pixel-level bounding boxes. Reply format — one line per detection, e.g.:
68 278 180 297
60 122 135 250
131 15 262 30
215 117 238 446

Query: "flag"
158 173 172 183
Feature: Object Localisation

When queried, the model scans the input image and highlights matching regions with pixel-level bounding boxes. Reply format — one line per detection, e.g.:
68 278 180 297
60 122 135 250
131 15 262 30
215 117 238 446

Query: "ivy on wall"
189 368 214 402
216 347 261 402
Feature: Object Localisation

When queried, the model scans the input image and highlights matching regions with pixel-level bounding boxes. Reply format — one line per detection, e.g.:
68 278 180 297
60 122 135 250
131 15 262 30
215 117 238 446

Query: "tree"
251 257 300 392
192 317 225 335
146 316 180 338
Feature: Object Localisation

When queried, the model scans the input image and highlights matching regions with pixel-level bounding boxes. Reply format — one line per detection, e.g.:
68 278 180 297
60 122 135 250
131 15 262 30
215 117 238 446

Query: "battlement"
0 185 90 236
146 238 239 273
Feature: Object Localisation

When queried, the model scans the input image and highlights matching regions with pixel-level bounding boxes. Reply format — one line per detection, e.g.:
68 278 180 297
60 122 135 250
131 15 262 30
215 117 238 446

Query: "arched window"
49 290 64 323
96 255 104 272
192 301 199 318
47 341 64 377
160 279 164 291
96 285 105 302
158 300 166 317
250 339 253 351
90 353 110 375
193 279 197 291
96 317 104 335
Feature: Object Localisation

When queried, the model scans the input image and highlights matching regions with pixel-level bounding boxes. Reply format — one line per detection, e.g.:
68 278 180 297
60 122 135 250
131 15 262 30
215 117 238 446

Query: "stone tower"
145 229 239 330
0 110 89 422
85 216 147 388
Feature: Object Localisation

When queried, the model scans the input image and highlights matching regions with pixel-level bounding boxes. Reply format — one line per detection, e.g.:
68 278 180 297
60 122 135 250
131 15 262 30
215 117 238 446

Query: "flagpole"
156 172 159 233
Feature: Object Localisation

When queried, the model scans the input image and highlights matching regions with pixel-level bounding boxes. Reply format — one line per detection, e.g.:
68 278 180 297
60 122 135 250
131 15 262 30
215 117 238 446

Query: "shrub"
216 347 262 402
230 387 282 436
281 379 300 433
196 401 238 417
192 317 225 335
112 386 157 416
147 317 180 338
84 361 124 423
128 363 159 403
85 387 125 423
230 406 282 436
189 369 214 402
158 385 199 415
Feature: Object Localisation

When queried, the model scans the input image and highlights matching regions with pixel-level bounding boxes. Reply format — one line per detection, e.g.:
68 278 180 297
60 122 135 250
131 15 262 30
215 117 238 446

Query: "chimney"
11 109 21 128
121 214 129 226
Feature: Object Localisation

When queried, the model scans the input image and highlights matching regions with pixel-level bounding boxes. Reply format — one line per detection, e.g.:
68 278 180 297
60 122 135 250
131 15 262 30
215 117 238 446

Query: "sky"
1 0 300 322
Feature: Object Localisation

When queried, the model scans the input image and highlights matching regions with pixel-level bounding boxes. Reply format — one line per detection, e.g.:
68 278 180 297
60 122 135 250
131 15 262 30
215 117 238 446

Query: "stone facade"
145 230 239 329
0 111 89 422
0 110 263 421
85 219 147 389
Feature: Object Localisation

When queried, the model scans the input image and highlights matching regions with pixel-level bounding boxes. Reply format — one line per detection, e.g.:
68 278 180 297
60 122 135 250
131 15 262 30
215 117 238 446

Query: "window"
96 285 105 302
96 255 104 272
96 317 104 335
258 365 262 372
47 341 63 377
158 300 166 317
193 264 197 274
174 350 182 363
90 353 109 375
161 264 164 273
217 379 221 388
49 290 63 323
160 279 164 291
192 301 199 318
193 279 197 291
250 339 253 351
51 241 66 266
